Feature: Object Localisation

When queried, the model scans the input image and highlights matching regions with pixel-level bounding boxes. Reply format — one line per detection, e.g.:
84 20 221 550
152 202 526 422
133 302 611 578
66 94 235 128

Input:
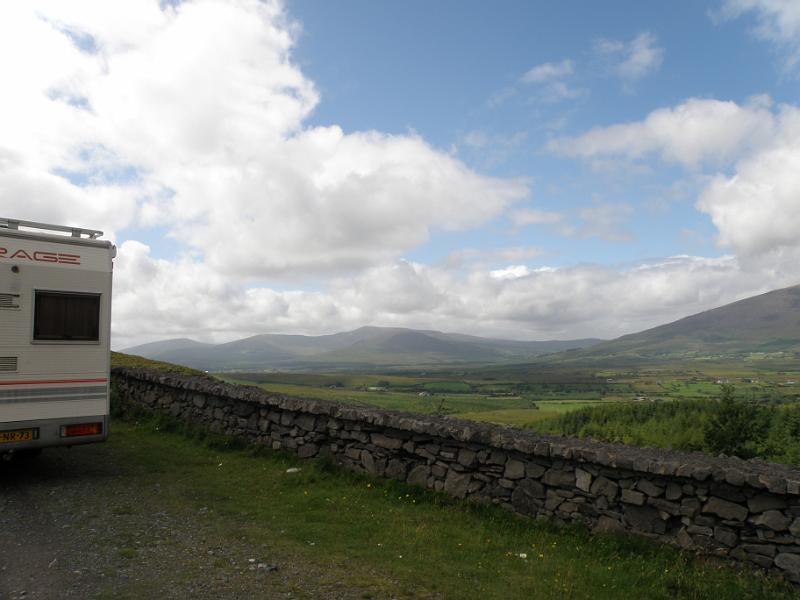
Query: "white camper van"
0 218 115 458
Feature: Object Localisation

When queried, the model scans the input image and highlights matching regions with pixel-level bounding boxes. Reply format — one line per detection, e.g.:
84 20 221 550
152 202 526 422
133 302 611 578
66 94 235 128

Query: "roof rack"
0 217 103 240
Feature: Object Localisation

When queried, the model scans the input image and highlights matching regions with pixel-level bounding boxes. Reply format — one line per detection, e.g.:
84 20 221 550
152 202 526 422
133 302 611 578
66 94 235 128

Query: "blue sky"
3 1 800 345
287 0 795 267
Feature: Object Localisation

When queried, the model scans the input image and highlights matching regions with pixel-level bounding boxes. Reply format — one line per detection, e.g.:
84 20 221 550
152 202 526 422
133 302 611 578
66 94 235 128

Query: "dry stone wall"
112 367 800 583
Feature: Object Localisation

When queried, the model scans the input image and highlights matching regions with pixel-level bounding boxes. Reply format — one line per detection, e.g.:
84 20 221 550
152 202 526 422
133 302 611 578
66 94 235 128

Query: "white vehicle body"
0 218 115 455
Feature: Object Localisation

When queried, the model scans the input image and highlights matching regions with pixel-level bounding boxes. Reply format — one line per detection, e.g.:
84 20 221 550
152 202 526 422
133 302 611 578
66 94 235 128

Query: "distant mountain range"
554 283 800 363
122 327 604 371
122 284 800 370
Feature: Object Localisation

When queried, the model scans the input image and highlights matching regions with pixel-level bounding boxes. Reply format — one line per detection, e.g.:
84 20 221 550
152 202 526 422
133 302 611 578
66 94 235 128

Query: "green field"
216 361 800 431
116 352 800 463
93 414 797 599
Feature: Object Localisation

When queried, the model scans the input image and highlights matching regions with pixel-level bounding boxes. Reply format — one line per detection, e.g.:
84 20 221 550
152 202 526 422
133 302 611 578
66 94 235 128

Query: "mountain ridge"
122 327 604 371
549 283 800 363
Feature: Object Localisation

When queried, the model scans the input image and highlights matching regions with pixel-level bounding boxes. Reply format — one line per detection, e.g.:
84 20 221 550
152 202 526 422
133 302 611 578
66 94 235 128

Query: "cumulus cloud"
697 104 800 258
548 97 776 167
511 207 565 227
8 1 800 348
519 58 584 103
521 59 574 84
113 241 800 347
550 93 800 304
594 32 664 84
1 1 527 276
719 0 800 69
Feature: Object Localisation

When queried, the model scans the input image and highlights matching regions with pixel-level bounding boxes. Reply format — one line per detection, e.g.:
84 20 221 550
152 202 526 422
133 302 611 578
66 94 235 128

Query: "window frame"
31 289 102 345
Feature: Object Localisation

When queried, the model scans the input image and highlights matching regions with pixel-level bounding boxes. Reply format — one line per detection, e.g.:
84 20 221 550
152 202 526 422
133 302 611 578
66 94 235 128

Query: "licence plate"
0 429 36 443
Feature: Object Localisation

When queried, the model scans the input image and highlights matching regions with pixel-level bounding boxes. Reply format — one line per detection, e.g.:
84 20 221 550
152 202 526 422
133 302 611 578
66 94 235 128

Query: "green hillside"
551 284 800 363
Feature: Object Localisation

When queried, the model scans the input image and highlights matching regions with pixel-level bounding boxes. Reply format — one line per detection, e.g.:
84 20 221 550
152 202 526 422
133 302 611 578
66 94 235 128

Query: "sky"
2 0 800 348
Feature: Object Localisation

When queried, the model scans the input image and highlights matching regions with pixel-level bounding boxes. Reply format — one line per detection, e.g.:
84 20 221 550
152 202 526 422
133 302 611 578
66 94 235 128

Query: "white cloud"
552 94 800 274
548 97 776 167
1 0 528 282
697 104 800 258
594 32 664 83
511 208 565 226
518 58 584 103
8 1 800 348
719 0 800 69
575 202 635 242
116 240 797 347
490 265 531 280
521 59 574 84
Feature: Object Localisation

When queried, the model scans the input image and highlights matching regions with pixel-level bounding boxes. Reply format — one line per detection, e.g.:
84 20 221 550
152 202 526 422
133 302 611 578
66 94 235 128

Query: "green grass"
111 351 206 376
105 415 797 599
458 401 609 427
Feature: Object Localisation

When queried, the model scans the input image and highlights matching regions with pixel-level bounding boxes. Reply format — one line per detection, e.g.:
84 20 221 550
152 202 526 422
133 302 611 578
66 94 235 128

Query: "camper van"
0 217 115 458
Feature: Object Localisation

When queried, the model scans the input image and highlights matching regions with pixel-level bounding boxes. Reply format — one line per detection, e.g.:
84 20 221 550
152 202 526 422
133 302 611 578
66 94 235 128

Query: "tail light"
61 422 103 437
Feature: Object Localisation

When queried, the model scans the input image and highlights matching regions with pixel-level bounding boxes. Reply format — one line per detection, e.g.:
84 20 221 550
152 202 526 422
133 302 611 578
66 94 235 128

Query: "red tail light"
61 422 102 437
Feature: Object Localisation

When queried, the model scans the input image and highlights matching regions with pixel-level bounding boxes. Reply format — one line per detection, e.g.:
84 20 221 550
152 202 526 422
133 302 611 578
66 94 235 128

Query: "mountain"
556 284 800 363
122 326 604 371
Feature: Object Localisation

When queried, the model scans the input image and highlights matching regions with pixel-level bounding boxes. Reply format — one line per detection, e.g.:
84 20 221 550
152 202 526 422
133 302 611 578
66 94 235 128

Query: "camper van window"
33 291 100 342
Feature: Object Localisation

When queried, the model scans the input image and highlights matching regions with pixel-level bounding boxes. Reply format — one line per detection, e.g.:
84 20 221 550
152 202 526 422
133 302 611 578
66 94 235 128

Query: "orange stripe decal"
0 378 108 386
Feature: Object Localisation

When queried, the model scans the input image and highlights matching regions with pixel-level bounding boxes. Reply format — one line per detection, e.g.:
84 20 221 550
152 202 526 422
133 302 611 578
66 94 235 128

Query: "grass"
103 413 798 599
111 351 206 376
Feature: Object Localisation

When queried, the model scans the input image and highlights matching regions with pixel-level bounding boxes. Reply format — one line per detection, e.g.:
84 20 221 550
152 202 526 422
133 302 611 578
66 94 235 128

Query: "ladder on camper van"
0 218 103 240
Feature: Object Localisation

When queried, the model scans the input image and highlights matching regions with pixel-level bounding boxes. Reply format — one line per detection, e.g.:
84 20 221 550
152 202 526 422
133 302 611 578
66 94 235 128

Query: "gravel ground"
0 445 378 600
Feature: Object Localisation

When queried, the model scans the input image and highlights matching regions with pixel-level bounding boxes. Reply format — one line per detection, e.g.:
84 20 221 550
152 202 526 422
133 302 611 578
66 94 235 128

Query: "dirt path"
0 445 375 600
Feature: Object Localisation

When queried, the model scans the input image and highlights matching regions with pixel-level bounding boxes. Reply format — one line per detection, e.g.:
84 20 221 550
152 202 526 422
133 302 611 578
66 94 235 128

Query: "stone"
361 451 385 476
488 450 506 465
624 505 665 534
748 494 787 514
575 468 592 492
754 510 791 532
746 554 774 569
457 448 477 467
545 490 563 511
714 527 738 547
665 483 682 501
724 468 745 487
775 553 800 575
594 516 624 534
636 479 664 497
385 459 407 481
407 465 430 487
192 394 206 408
542 468 575 488
504 459 526 480
371 433 403 450
790 518 800 537
590 476 619 501
686 525 713 536
680 497 701 517
526 463 546 479
431 464 447 478
759 474 787 495
710 483 746 503
511 478 546 515
295 414 316 431
558 501 578 514
702 497 748 522
444 470 471 498
621 489 645 506
297 444 318 459
677 527 693 548
741 544 777 557
648 498 681 516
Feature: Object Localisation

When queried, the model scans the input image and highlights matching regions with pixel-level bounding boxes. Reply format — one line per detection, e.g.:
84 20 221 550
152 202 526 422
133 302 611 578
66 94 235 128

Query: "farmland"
218 360 800 430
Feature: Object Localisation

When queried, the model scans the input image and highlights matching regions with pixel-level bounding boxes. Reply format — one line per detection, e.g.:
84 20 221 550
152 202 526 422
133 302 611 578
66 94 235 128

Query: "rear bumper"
0 414 107 454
